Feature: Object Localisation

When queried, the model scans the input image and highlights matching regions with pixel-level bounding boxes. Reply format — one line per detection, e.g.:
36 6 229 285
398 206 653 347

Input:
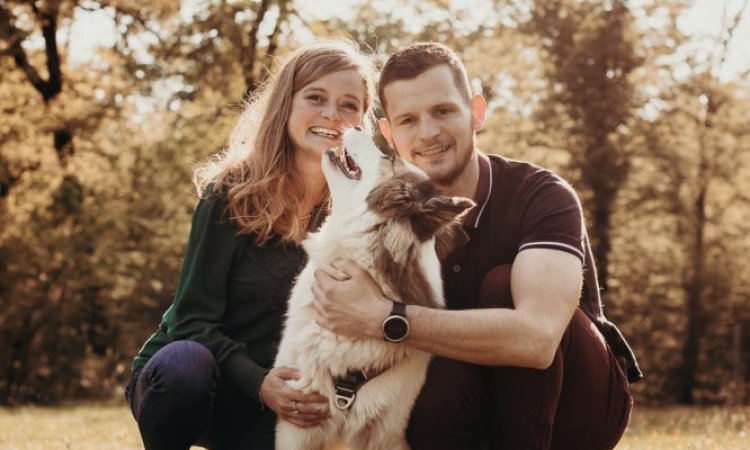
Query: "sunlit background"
1 0 749 448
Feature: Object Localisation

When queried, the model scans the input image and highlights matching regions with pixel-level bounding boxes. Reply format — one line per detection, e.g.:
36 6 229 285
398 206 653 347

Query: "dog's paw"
286 377 311 392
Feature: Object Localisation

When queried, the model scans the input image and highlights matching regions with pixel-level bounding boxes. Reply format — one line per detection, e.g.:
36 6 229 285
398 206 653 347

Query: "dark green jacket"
133 192 323 402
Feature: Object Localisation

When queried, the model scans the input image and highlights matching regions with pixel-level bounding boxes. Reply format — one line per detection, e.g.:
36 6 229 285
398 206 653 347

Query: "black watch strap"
391 300 406 317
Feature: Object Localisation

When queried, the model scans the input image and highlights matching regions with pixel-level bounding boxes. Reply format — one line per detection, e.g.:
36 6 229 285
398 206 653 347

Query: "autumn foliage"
1 0 748 406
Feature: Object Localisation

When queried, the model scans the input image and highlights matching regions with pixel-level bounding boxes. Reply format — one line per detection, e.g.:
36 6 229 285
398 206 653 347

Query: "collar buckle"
332 369 368 410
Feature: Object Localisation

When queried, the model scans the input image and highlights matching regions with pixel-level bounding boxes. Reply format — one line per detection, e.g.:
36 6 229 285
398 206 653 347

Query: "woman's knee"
143 340 218 396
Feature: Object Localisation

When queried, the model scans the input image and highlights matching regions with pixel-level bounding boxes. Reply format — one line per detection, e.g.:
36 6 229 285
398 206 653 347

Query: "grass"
0 402 142 450
0 403 747 449
616 406 749 450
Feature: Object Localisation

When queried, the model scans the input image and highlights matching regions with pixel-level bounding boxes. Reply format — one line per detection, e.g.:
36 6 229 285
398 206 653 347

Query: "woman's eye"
307 95 323 103
342 102 360 112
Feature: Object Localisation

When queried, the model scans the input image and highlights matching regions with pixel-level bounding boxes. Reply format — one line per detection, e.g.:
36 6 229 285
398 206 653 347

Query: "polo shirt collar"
463 151 492 229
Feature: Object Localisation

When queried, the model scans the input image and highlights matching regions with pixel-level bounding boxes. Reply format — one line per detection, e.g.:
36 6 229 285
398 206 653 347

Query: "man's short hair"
378 42 472 116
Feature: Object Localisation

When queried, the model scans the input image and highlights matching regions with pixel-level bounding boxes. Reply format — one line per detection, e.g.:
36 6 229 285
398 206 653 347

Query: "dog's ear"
370 221 442 308
435 220 470 261
411 196 474 241
366 174 435 218
424 196 475 220
412 196 473 260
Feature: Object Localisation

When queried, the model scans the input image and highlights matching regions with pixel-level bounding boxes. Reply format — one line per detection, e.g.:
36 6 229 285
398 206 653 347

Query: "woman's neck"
294 153 328 211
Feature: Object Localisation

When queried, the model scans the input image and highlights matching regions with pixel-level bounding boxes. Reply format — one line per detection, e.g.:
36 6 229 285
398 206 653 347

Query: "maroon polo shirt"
442 152 641 382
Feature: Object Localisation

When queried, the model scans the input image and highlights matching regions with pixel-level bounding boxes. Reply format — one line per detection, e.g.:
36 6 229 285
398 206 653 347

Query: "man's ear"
378 117 395 150
471 94 487 131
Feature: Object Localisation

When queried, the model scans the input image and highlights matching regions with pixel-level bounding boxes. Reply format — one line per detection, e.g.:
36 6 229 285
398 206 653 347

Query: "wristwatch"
382 301 409 342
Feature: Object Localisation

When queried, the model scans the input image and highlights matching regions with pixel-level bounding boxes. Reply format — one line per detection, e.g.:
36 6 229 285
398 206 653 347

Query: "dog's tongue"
345 154 359 172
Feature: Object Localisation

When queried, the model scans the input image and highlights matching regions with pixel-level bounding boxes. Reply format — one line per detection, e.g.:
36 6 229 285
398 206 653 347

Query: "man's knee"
550 310 633 449
407 358 487 449
483 350 563 450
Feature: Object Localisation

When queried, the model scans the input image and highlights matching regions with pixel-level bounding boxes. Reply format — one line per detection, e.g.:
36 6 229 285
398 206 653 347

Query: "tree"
526 0 642 291
608 0 750 404
0 0 295 404
0 0 74 196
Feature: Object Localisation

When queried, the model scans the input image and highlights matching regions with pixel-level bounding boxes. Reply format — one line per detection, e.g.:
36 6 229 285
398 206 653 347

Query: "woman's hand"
259 367 330 427
312 259 391 339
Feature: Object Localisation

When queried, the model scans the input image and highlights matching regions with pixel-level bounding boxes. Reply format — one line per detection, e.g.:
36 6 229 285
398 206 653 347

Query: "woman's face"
287 69 366 166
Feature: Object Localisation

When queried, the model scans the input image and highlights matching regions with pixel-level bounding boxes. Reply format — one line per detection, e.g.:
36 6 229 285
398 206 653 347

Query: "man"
312 42 641 450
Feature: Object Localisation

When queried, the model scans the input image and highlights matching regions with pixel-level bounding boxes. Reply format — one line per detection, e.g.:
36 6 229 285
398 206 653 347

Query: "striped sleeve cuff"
518 241 584 262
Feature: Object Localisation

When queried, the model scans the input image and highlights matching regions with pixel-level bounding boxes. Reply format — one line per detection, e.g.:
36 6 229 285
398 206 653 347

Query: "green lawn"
0 404 747 449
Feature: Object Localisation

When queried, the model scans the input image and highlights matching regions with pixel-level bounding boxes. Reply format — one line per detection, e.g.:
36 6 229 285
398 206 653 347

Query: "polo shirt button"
452 264 461 273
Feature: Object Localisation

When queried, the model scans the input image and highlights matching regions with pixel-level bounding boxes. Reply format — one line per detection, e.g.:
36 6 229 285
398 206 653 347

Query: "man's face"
379 65 485 190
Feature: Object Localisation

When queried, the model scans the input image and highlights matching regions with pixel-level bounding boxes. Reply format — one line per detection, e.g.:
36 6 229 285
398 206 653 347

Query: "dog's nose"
354 126 363 131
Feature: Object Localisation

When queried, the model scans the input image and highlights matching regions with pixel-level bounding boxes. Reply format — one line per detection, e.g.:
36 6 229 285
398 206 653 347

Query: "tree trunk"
590 190 613 290
583 138 622 291
0 1 73 198
242 0 274 96
261 0 289 85
680 179 707 404
0 158 15 198
1 314 34 405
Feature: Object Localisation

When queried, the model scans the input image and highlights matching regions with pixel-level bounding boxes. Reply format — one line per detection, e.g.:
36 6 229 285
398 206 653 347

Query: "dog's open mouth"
326 147 362 180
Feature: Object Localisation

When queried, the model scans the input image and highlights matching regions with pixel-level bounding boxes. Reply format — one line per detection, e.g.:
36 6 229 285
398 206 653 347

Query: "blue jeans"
125 340 276 450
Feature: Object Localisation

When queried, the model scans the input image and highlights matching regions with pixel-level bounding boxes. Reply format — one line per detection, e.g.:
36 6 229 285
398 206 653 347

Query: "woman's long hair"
194 40 376 244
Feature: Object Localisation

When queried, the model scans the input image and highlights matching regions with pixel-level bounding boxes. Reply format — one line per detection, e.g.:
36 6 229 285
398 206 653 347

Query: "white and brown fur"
274 128 474 450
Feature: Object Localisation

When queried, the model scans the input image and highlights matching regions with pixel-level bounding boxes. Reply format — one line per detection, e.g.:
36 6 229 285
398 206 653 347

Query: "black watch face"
384 316 409 341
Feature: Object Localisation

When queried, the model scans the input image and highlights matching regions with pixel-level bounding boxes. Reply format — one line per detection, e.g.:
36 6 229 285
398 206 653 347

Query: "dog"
273 128 474 450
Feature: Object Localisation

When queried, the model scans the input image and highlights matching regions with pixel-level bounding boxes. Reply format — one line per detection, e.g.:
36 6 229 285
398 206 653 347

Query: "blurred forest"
1 0 749 406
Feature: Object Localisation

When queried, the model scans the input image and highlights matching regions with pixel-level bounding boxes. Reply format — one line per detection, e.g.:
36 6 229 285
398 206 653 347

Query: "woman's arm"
166 194 328 425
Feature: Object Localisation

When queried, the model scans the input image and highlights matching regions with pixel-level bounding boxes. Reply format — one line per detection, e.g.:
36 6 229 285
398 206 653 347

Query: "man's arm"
312 248 582 369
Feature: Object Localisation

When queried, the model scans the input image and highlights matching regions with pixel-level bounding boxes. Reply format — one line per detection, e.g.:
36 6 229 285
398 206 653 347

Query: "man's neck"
436 150 481 200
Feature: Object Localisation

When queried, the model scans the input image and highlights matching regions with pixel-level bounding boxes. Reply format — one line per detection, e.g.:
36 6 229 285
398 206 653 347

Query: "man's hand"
259 367 330 428
312 259 391 340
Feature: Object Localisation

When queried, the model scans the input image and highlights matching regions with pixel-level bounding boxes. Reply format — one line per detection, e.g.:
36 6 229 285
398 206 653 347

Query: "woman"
126 40 376 450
